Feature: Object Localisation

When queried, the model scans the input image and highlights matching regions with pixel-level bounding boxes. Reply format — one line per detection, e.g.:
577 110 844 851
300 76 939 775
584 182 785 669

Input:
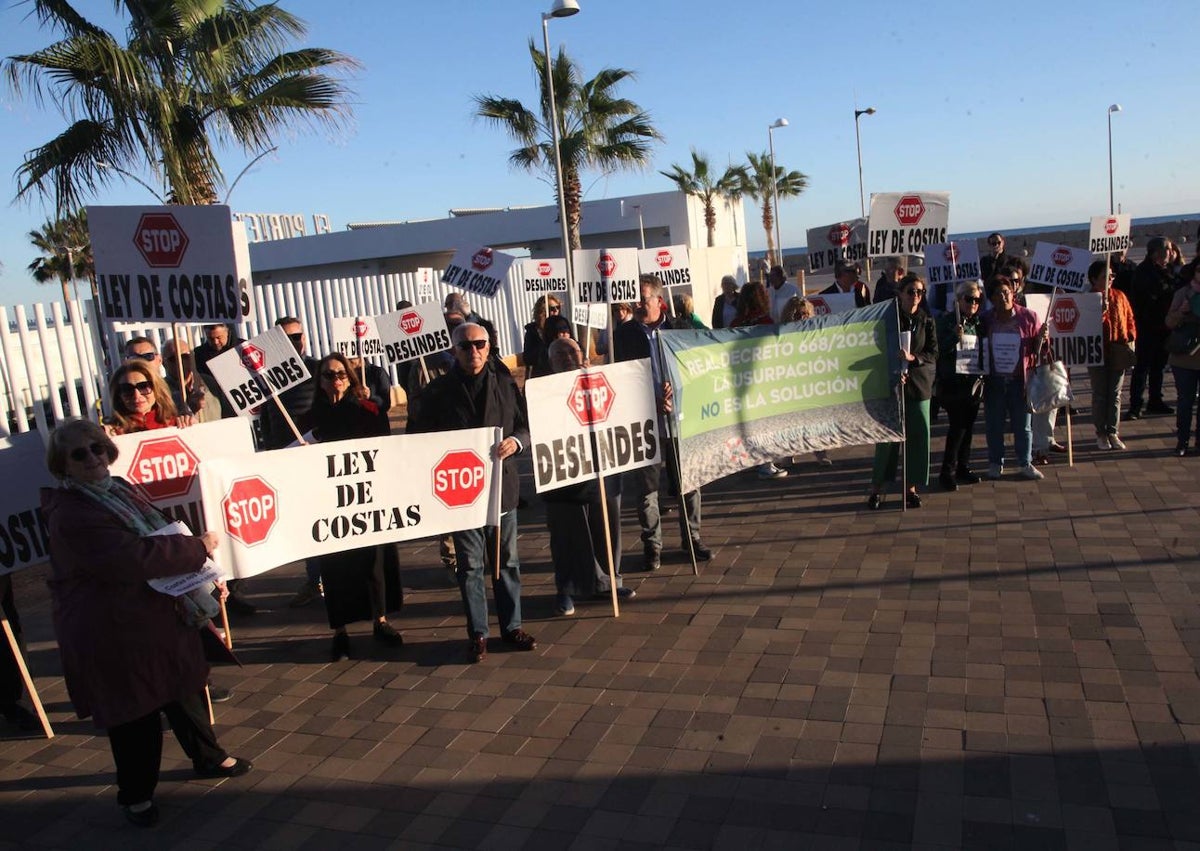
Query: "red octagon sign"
222 476 278 547
1052 247 1073 267
828 223 851 246
134 212 190 268
655 250 673 268
568 372 615 426
597 253 617 277
472 248 494 271
894 195 926 226
1052 298 1079 333
127 436 199 501
1104 217 1119 234
943 243 960 263
239 344 265 371
432 450 487 509
399 310 423 335
353 319 370 338
807 297 831 315
537 261 553 276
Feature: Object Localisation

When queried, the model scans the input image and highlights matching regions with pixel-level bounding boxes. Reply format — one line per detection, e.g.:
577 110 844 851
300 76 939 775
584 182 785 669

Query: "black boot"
956 467 981 485
939 468 958 491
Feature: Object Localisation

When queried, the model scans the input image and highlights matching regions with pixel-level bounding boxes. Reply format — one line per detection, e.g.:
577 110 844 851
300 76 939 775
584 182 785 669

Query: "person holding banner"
781 296 815 322
767 266 799 323
194 324 244 419
406 323 536 663
105 361 195 434
867 275 938 509
733 283 788 479
672 293 707 329
935 281 986 491
711 275 740 329
309 353 404 660
41 418 251 827
260 317 320 450
822 261 871 308
522 295 563 380
162 338 220 424
1087 261 1136 451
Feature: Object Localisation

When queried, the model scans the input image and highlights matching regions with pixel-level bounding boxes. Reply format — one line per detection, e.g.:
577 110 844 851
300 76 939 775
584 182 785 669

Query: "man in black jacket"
406 322 536 663
194 324 245 418
259 317 320 449
1125 237 1177 418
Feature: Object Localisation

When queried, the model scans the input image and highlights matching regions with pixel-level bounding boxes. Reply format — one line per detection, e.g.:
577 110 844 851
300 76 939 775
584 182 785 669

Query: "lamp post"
542 0 580 297
767 118 788 266
1107 104 1122 214
854 107 876 218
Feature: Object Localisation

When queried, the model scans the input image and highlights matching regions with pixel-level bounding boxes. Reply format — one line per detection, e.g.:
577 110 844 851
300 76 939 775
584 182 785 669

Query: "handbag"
1105 339 1137 371
1026 347 1073 414
1167 322 1200 357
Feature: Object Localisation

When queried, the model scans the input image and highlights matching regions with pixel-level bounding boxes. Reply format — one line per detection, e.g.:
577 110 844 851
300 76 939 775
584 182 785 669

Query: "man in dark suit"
979 232 1010 282
821 260 871 307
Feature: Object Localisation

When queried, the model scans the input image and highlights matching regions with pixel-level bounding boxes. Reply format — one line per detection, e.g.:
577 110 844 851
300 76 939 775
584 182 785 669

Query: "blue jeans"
1173 366 1200 447
984 375 1032 469
452 512 522 639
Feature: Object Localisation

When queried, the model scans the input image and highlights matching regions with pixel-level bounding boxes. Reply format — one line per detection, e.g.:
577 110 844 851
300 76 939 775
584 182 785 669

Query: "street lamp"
854 107 876 217
1107 104 1122 214
542 0 580 297
767 118 787 266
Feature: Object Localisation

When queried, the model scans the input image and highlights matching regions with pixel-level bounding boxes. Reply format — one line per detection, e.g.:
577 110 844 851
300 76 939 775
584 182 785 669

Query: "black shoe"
224 594 257 616
906 491 922 508
501 629 537 651
955 468 981 485
1125 408 1142 421
1175 444 1188 457
330 632 350 662
1146 402 1174 415
468 634 487 663
867 493 883 510
373 621 404 646
207 684 232 703
688 540 712 561
939 470 958 491
643 546 661 572
1 703 39 731
194 757 253 779
123 802 159 828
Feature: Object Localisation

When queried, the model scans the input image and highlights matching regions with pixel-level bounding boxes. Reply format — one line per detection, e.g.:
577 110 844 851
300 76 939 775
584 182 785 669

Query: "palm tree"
741 151 809 266
660 151 747 248
5 0 358 213
27 209 92 303
475 40 661 251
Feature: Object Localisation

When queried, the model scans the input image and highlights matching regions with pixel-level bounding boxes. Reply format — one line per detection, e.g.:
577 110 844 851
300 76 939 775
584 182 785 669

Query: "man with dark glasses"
123 337 163 374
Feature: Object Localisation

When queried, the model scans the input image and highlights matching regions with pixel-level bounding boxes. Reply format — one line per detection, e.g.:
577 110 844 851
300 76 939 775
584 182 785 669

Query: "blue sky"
2 0 1197 305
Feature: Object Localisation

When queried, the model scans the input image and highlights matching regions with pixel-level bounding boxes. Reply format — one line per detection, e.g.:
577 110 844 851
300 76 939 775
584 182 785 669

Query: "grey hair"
957 280 983 298
450 321 486 346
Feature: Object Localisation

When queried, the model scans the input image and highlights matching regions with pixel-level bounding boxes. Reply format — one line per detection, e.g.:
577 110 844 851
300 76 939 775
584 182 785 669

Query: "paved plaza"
3 385 1200 850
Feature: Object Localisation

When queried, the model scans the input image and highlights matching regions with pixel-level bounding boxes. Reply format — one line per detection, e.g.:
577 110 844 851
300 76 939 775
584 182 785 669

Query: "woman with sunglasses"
310 353 404 660
105 360 195 434
1087 260 1136 450
41 418 251 827
935 281 986 491
522 294 563 380
867 274 938 509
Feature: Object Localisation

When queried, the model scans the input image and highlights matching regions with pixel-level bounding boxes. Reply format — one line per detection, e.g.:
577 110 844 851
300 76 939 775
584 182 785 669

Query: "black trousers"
940 389 982 473
0 577 23 708
106 690 226 806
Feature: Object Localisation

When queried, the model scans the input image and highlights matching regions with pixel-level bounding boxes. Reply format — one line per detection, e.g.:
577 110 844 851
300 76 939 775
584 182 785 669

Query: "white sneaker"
1108 435 1126 450
1018 464 1045 480
1096 435 1111 451
986 464 1003 480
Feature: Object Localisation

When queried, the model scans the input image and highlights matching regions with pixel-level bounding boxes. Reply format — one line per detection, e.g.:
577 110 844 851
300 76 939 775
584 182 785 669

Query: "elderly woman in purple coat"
41 418 251 827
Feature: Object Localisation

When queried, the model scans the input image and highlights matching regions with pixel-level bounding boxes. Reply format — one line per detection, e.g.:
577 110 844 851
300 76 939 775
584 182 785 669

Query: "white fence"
1 266 548 436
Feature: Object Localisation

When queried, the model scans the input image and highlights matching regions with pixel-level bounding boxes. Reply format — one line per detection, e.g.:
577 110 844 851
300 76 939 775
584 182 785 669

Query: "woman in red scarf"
105 360 194 434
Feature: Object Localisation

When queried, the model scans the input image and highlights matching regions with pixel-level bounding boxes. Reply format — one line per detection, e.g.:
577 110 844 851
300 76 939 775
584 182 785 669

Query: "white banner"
88 204 254 324
806 219 869 274
638 245 692 289
803 292 858 316
0 431 56 575
1088 214 1132 254
415 267 436 304
867 192 950 257
571 302 610 330
526 360 661 493
200 429 501 579
520 258 568 294
207 326 312 416
572 247 640 304
1027 242 1093 292
923 240 981 288
375 302 452 365
1025 292 1104 367
329 314 385 359
441 246 518 298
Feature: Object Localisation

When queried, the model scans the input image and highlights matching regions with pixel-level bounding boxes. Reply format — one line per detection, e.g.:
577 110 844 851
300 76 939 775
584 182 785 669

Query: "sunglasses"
963 296 982 304
69 442 108 463
548 305 561 314
118 380 154 397
321 370 348 381
905 289 926 297
127 351 157 362
456 339 488 352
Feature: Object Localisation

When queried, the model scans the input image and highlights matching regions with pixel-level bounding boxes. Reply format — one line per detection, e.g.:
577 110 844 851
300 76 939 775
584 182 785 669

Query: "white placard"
375 302 451 365
87 204 254 324
0 431 57 575
1027 242 1093 292
571 302 610 330
441 246 518 298
988 332 1022 375
145 521 222 596
526 360 661 493
806 219 869 274
520 258 568 294
638 245 692 289
1088 214 1132 254
200 429 501 580
956 335 984 375
804 293 858 316
206 326 312 416
924 241 981 287
572 247 640 304
1025 292 1104 367
415 267 436 303
329 314 385 359
867 192 950 257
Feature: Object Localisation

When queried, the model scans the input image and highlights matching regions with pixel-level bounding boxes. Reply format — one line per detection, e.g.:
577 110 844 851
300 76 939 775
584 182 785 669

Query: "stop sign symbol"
944 243 960 263
238 344 265 371
133 212 190 268
537 261 552 276
1104 217 1119 234
1052 247 1073 266
127 436 200 501
808 297 831 315
432 450 487 509
894 195 926 226
597 253 617 277
1053 298 1079 333
568 372 615 426
222 477 278 547
353 319 369 338
472 248 494 271
828 223 851 246
656 250 673 268
399 310 423 335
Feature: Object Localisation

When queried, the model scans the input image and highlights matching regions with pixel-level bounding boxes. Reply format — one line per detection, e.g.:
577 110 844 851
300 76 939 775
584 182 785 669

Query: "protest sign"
0 431 55 575
1025 292 1104 367
415 267 436 303
572 302 609 330
638 245 692 289
520 258 568 294
956 335 984 375
199 428 501 579
375 302 451 365
804 292 858 316
867 192 950 258
441 246 518 298
88 204 254 324
207 326 311 416
526 359 660 493
329 315 384 359
1027 242 1093 292
806 219 869 274
924 241 981 288
659 302 903 492
1088 214 1133 254
572 248 640 304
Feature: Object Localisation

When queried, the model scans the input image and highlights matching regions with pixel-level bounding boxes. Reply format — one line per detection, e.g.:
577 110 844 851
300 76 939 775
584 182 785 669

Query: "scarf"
61 475 171 536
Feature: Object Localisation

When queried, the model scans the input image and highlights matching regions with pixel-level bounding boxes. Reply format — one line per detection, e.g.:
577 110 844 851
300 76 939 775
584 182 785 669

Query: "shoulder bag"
1026 345 1073 414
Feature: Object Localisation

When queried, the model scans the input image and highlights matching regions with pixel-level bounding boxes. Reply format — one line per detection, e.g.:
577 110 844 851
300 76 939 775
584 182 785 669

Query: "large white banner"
1025 293 1104 367
1088 214 1132 254
0 432 56 575
638 245 692 289
441 246 518 299
207 326 311 416
200 428 501 579
572 248 640 304
806 219 869 274
88 204 254 324
526 359 661 493
867 192 950 257
329 314 385 359
375 302 452 365
520 258 568 294
1027 242 1093 292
